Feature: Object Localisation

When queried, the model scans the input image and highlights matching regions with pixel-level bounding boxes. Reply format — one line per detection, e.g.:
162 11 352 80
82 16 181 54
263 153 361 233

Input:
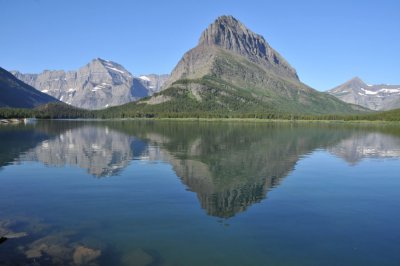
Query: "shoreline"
4 117 398 125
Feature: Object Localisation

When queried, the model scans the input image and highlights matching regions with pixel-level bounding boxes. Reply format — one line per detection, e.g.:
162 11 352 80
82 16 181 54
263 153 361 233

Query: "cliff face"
198 15 298 79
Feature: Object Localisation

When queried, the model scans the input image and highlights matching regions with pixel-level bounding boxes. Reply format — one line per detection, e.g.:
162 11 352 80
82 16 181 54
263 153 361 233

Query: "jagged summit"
199 16 250 45
329 77 366 95
87 58 131 77
349 76 364 82
198 15 298 80
345 77 366 85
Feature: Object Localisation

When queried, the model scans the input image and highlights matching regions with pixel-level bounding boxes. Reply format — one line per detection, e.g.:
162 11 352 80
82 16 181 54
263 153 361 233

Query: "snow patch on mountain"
361 88 378 95
381 88 400 93
105 66 125 74
139 76 151 82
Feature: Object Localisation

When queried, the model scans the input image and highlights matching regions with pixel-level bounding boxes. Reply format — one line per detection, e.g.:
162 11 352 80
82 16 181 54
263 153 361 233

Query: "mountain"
0 67 58 108
12 59 169 110
163 15 299 88
327 77 400 111
108 15 364 117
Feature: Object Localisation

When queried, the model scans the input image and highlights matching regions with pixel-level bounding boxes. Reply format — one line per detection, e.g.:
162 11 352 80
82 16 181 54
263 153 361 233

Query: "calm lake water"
0 120 399 266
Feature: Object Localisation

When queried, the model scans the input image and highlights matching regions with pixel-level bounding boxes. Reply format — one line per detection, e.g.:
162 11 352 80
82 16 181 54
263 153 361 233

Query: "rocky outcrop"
328 77 400 110
12 59 168 110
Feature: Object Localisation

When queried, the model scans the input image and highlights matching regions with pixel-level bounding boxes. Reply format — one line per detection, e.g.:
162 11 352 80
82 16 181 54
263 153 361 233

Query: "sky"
1 0 399 91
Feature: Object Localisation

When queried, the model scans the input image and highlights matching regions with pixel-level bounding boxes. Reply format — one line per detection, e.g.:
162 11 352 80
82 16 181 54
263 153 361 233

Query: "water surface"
0 120 399 265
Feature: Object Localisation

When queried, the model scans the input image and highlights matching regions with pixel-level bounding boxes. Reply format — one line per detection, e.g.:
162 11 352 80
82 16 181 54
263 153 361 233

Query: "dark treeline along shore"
0 102 398 121
1 102 400 121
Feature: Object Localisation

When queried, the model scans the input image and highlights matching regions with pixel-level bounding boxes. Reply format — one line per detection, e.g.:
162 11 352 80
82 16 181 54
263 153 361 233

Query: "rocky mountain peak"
345 77 366 86
86 58 131 77
199 15 256 47
329 77 367 95
198 15 298 80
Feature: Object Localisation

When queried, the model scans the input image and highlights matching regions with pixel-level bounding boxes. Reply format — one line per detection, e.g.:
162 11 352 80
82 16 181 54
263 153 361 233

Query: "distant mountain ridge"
12 59 169 110
111 15 364 116
0 67 59 108
328 77 400 111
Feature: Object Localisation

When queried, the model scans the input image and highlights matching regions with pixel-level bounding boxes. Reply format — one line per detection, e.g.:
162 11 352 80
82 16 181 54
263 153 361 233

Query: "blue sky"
1 0 399 90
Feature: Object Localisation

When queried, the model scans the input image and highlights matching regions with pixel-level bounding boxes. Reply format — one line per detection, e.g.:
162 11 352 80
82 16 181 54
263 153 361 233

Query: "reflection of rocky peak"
170 148 294 217
329 133 400 164
171 157 280 218
140 124 348 218
20 126 147 177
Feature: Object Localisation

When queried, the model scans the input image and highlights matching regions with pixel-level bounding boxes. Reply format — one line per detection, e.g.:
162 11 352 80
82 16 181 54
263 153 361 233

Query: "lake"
0 120 399 266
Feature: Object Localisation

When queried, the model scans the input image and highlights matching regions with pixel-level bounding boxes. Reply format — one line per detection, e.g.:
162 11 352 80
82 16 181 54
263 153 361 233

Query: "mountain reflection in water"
1 121 400 218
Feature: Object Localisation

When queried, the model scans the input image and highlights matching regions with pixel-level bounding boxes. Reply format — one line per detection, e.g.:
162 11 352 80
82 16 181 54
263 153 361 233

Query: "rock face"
12 59 169 110
0 67 58 108
199 15 298 80
327 77 400 111
138 74 169 94
149 15 362 115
